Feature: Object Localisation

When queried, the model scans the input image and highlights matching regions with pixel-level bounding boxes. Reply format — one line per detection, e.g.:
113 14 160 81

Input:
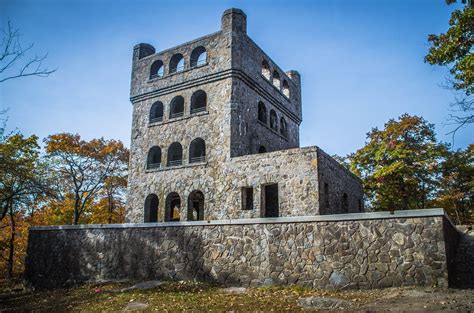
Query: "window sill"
147 62 209 83
149 110 209 127
145 161 208 173
257 120 289 141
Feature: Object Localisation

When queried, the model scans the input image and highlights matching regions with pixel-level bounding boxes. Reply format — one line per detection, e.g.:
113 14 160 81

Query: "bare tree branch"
0 20 56 83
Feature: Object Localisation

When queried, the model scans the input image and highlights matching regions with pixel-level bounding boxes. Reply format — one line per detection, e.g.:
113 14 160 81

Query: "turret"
221 8 247 34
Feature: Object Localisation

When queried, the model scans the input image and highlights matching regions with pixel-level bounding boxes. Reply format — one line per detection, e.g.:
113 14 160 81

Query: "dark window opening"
167 142 183 166
342 193 349 213
241 187 254 210
324 183 330 210
262 183 279 217
262 60 270 80
165 192 181 222
258 145 267 153
190 46 207 67
144 194 158 223
282 80 290 97
169 53 184 73
270 110 277 130
189 138 206 163
190 90 207 114
149 101 164 123
150 60 164 79
258 101 267 124
188 190 204 221
272 71 280 89
147 146 162 169
170 96 184 118
280 117 288 137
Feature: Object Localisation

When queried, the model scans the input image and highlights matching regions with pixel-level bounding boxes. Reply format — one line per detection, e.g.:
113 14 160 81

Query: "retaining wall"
26 209 459 289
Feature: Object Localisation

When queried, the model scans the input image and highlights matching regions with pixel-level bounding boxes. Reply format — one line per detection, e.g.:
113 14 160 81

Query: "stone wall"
26 209 459 289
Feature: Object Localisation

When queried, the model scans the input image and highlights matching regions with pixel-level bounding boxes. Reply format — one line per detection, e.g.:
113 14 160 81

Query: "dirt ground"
0 280 472 312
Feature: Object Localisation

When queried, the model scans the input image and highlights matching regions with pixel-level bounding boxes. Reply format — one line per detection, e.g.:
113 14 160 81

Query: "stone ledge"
30 208 446 231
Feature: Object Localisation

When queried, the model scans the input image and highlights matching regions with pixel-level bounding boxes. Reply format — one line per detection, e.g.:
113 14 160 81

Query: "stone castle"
126 8 363 223
25 8 462 290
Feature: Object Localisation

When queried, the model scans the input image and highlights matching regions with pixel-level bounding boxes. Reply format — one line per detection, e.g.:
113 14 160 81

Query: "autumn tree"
425 0 473 134
350 114 446 212
44 133 129 225
430 144 473 224
0 133 53 278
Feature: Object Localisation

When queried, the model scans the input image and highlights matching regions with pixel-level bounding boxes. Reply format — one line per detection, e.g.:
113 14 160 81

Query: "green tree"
430 144 473 224
0 133 52 278
350 114 446 211
425 0 473 133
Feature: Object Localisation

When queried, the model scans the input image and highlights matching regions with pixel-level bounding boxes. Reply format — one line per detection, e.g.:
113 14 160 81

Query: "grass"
0 280 384 312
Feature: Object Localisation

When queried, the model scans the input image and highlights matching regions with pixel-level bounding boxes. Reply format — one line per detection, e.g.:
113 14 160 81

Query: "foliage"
350 114 446 212
44 133 129 225
429 144 473 224
425 2 473 95
0 133 55 278
425 1 473 133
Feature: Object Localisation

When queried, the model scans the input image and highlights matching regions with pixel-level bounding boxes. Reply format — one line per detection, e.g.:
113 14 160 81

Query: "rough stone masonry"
126 8 363 223
26 209 459 289
25 8 461 290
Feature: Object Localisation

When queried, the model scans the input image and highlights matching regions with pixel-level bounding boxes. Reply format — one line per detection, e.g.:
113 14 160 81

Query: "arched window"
270 110 278 130
190 46 207 67
282 80 290 97
280 117 287 137
149 101 163 123
144 194 159 223
167 142 183 166
190 90 207 114
342 193 349 213
272 71 280 89
258 101 267 124
258 145 267 153
189 138 206 163
147 146 162 169
150 60 164 79
262 60 270 80
188 190 204 221
169 53 184 73
169 96 184 118
165 192 181 222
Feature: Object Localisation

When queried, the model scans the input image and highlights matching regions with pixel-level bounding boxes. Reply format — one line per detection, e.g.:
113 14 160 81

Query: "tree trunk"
107 193 114 224
6 201 15 280
73 195 81 225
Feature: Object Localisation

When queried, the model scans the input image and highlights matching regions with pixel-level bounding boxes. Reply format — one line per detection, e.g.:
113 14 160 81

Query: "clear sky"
1 0 472 156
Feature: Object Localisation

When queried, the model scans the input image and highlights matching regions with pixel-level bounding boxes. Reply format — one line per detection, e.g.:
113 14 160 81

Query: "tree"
44 133 129 225
430 144 473 224
425 1 473 134
0 133 52 278
0 20 56 83
350 114 446 211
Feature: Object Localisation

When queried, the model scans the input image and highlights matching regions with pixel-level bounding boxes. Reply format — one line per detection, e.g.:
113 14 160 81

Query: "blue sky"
1 0 472 156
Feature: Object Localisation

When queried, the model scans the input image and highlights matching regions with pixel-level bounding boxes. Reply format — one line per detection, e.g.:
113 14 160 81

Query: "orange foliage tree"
44 133 129 225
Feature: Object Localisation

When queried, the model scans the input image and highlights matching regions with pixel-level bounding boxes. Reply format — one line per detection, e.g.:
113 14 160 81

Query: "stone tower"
126 8 363 223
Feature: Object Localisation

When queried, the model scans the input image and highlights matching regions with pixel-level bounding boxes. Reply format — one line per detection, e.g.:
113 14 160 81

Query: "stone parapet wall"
26 209 459 289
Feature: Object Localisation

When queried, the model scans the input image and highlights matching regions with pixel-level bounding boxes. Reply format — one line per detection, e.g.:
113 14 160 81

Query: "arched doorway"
144 194 158 222
188 190 204 221
165 192 181 222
